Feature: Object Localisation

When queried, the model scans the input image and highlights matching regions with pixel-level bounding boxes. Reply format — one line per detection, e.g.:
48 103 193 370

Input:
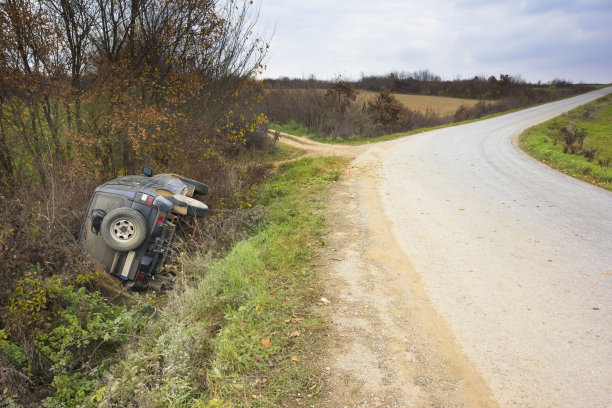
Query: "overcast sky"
254 0 612 83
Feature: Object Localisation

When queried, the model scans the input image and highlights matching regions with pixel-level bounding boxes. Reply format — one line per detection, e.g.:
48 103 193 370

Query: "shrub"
2 274 152 406
560 123 587 152
453 100 506 122
367 88 406 132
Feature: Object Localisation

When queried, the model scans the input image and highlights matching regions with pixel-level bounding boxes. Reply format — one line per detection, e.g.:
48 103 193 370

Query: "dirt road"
278 86 612 408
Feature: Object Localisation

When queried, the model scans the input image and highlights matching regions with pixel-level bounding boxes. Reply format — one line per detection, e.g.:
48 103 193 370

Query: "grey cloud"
255 0 612 83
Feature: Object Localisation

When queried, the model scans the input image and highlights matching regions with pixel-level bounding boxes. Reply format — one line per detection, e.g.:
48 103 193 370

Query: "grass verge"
268 121 317 139
92 156 345 407
519 95 612 191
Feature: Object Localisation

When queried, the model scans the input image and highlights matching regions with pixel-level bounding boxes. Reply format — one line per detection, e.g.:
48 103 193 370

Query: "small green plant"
0 330 27 368
269 119 316 137
6 271 48 328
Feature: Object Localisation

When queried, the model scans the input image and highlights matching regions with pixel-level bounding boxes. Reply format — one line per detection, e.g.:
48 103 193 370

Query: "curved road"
378 87 612 407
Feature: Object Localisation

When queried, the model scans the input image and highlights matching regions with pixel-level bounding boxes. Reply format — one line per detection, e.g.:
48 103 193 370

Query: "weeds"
1 155 344 407
0 142 286 406
88 157 344 407
560 123 588 154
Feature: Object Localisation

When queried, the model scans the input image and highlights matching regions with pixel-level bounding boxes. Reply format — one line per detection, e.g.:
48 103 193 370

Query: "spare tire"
169 195 209 218
177 176 208 195
101 208 147 251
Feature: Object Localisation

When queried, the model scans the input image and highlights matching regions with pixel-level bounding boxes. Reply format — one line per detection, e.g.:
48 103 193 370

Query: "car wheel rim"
112 219 135 242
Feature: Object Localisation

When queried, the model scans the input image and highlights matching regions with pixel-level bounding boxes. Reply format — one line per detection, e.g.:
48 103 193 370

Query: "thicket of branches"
0 0 270 274
263 81 446 139
0 1 271 403
0 0 269 188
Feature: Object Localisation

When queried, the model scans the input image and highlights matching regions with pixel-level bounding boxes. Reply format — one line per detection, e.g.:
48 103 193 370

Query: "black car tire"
177 176 208 195
101 208 148 251
169 195 209 218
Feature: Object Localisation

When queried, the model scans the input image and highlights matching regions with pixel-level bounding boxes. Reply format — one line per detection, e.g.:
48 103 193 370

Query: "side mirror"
142 167 153 177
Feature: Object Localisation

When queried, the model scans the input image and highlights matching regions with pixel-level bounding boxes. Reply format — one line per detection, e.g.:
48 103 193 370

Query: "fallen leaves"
261 338 271 348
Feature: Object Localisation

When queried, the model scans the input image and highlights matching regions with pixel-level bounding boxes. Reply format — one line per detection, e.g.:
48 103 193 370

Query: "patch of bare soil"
279 134 498 407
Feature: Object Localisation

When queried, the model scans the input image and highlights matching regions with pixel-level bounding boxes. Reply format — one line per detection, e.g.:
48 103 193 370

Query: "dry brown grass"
356 90 482 116
266 88 483 117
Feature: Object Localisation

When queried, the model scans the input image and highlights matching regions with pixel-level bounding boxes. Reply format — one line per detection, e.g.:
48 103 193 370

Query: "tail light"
156 212 166 225
138 193 155 206
136 272 145 286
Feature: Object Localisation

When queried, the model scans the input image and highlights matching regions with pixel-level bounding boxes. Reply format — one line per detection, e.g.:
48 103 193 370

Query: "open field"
267 88 484 117
357 90 484 116
519 94 612 190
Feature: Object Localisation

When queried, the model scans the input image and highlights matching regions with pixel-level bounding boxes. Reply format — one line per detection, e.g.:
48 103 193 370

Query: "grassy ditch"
90 156 344 407
519 94 612 190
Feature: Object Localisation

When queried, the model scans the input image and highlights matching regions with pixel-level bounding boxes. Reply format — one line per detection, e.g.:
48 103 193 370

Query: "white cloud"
254 0 612 83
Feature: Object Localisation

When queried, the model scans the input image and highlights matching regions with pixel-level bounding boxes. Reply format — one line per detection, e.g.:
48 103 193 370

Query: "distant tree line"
262 72 597 140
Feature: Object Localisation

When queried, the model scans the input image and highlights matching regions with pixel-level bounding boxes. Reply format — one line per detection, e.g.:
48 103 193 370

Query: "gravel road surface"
378 87 612 407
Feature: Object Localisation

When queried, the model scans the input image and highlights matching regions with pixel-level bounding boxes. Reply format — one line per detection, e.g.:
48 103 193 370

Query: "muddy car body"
79 169 208 289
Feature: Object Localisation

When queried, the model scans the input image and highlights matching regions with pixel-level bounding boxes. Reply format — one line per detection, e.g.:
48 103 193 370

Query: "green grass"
519 95 612 190
92 157 345 407
268 120 317 138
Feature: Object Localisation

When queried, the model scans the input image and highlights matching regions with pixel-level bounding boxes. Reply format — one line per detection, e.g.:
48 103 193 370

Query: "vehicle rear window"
91 193 126 212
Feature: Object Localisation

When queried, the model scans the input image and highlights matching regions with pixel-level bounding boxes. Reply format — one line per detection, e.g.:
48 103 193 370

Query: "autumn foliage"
0 1 270 401
0 0 270 275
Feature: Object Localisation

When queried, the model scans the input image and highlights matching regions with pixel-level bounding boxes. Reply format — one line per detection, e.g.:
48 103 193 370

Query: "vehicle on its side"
79 167 209 289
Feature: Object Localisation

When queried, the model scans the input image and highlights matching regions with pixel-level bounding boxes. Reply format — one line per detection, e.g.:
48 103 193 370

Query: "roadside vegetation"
262 73 598 141
93 156 343 407
0 0 312 405
1 1 606 405
1 153 343 407
519 94 612 190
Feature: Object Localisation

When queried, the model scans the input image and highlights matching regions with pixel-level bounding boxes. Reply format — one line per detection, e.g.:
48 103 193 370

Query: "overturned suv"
79 168 208 289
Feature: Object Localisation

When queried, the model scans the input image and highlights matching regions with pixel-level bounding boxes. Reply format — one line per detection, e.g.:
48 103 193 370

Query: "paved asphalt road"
378 87 612 408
